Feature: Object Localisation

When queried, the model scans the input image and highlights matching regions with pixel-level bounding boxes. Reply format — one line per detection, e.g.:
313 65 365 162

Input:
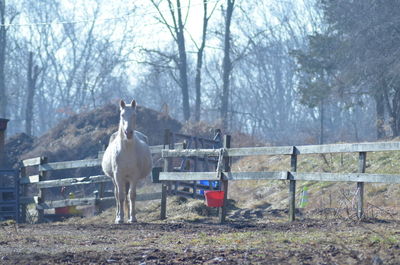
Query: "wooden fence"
160 137 400 223
18 143 184 223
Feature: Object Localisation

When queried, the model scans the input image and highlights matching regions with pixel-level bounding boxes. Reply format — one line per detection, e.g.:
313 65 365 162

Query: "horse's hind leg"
114 177 126 224
128 181 137 223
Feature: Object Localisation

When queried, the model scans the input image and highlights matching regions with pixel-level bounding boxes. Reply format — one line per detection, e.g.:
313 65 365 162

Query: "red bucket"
204 191 225 207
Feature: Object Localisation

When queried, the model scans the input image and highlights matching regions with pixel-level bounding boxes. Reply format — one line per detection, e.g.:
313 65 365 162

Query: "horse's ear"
120 100 126 109
131 100 136 109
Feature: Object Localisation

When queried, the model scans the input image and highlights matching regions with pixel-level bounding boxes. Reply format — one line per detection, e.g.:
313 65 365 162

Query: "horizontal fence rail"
35 192 162 210
162 141 400 158
160 140 400 223
159 171 400 183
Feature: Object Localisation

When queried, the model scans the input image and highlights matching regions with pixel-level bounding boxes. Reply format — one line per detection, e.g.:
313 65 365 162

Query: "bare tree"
193 0 218 122
25 51 40 136
0 0 7 118
220 0 235 130
150 0 190 121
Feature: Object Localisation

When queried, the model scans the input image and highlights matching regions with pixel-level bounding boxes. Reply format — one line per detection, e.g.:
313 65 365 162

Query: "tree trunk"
221 0 234 130
319 100 324 144
176 0 190 121
0 0 6 118
390 88 400 137
194 0 209 122
25 52 40 136
375 92 385 139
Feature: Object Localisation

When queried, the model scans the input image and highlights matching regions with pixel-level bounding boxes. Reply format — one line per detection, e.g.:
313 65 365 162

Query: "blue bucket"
199 180 219 194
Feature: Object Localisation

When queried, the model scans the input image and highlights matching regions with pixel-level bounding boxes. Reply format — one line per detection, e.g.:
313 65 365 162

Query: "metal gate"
0 170 19 223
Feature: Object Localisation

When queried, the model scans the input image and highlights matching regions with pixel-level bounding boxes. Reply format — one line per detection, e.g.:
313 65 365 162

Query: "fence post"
37 156 48 223
161 129 171 220
357 152 366 219
19 166 27 223
289 150 297 222
219 135 231 224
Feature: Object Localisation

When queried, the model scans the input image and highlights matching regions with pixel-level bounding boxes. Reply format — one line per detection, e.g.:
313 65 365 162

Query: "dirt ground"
1 203 399 265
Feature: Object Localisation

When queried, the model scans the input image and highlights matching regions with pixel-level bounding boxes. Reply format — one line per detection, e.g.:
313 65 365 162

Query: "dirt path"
1 217 399 264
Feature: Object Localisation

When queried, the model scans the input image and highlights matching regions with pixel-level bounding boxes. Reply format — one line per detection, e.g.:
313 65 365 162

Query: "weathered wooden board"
162 149 221 158
37 197 96 209
173 133 220 145
295 142 400 154
226 146 294 156
97 143 185 159
36 192 162 210
21 157 42 167
159 172 219 181
36 175 111 189
160 170 400 183
223 171 288 180
162 146 294 158
39 159 101 171
162 141 400 158
20 174 40 184
289 172 400 183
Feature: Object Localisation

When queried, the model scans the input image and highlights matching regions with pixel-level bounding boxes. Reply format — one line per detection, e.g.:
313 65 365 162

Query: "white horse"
102 99 152 224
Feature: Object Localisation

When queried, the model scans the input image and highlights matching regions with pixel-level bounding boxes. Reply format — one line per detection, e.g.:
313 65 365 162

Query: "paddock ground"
1 204 399 265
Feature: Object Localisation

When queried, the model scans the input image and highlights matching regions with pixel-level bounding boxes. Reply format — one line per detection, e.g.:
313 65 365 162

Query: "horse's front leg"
114 175 126 224
128 181 137 223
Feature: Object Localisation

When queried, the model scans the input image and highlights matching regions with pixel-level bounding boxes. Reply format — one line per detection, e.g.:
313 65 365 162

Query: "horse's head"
119 99 137 140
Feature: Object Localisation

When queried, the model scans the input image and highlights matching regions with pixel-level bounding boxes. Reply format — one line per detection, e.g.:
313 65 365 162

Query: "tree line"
0 0 397 145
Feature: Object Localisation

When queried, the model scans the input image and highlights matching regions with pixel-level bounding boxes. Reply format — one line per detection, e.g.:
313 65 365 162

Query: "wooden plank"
160 172 219 181
37 198 96 210
21 157 42 167
36 175 111 189
219 135 231 224
162 148 220 158
158 170 396 184
37 157 48 223
357 152 367 219
151 142 184 154
295 141 400 154
174 133 219 145
162 146 294 158
226 146 294 156
289 154 297 222
289 172 400 183
222 171 287 180
20 174 40 184
39 158 101 171
36 192 162 210
161 129 171 220
97 143 185 158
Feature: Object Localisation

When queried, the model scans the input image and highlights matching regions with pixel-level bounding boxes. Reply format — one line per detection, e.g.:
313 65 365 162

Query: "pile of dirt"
6 103 182 166
5 133 35 168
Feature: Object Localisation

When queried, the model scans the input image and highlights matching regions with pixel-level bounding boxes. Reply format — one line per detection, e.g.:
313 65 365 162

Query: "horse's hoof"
115 219 124 224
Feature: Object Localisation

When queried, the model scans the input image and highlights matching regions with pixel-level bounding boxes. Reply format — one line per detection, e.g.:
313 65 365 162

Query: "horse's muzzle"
125 130 133 139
